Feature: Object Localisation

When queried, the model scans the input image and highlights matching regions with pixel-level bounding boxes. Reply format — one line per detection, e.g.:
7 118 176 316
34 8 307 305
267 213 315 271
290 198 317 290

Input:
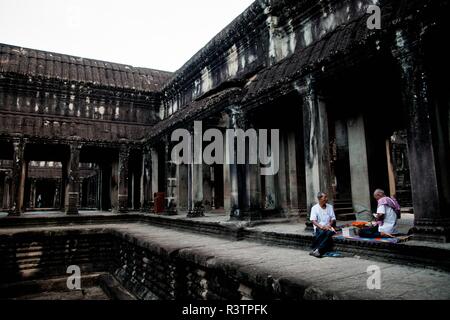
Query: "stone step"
334 207 354 212
248 217 296 227
333 202 353 208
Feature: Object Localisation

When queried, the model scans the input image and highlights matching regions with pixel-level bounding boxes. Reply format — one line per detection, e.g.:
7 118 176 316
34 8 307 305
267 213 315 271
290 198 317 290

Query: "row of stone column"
145 107 305 219
300 28 450 241
3 141 135 216
143 26 449 241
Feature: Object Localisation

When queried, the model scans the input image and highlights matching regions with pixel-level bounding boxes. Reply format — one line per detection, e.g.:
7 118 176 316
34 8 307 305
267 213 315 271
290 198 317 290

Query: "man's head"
317 192 328 205
373 189 385 200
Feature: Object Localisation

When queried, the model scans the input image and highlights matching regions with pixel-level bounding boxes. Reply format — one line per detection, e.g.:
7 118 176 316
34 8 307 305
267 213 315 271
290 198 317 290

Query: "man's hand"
322 225 336 233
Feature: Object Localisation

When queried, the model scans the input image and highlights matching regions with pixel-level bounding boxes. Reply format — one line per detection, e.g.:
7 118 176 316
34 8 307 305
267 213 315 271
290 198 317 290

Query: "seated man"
358 189 399 238
309 192 336 258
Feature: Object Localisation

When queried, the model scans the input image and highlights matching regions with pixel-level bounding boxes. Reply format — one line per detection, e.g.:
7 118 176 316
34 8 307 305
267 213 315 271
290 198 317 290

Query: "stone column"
141 146 152 212
223 125 233 213
3 172 11 210
286 130 300 215
393 29 450 242
8 138 26 216
97 166 103 210
187 125 205 217
29 179 36 209
54 180 60 209
347 114 371 215
117 144 130 213
247 152 262 217
385 139 397 198
99 163 112 211
65 142 81 215
176 164 188 212
130 173 135 210
202 165 213 212
151 147 159 204
0 172 4 210
225 107 242 218
276 131 288 214
111 160 119 212
187 152 193 213
164 137 177 213
301 77 333 217
244 119 262 218
60 161 68 211
79 179 84 209
226 106 262 220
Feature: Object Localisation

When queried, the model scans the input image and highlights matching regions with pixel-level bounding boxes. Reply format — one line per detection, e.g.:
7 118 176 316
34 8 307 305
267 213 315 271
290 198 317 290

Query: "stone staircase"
333 199 356 221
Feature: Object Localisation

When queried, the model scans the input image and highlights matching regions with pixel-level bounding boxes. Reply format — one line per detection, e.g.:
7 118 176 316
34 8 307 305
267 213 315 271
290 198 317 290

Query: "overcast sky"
0 0 254 72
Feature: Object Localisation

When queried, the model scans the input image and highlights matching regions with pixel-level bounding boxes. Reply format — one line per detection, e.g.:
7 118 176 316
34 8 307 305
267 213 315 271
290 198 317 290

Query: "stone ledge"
2 213 450 272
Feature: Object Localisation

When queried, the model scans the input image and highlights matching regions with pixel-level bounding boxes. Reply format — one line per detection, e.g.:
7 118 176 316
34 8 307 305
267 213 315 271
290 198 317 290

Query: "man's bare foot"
381 232 395 238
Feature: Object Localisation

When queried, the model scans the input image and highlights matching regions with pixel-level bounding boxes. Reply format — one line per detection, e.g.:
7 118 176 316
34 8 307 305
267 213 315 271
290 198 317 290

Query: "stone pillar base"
187 201 205 218
7 209 21 217
118 195 128 213
140 201 151 213
410 220 450 243
229 209 262 221
65 192 79 215
66 208 79 215
285 208 301 217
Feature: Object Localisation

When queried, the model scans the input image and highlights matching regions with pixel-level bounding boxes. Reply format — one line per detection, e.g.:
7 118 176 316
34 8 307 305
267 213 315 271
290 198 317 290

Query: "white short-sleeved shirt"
377 204 398 234
310 203 336 232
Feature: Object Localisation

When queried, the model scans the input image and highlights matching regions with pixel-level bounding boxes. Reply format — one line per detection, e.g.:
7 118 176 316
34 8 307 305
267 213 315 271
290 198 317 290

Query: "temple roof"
242 13 373 103
242 0 432 105
0 43 173 92
146 87 243 141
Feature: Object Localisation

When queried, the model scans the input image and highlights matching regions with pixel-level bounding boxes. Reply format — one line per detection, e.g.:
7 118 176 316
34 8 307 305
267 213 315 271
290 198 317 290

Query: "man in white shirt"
309 192 336 258
373 189 398 236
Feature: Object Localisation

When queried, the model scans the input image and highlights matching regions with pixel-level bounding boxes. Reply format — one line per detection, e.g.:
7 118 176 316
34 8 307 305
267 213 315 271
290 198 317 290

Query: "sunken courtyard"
1 0 450 300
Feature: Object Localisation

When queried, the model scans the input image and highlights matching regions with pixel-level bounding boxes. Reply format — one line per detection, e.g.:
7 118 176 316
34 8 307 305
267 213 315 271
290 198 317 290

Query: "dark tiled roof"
146 87 243 141
242 0 436 103
0 43 173 92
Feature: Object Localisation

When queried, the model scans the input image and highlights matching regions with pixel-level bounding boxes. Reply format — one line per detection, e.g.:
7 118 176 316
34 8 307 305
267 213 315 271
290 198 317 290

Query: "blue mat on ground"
333 234 410 244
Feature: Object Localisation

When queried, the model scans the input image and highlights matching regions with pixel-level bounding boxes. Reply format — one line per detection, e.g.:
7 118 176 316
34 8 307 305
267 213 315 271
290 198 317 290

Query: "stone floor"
2 210 447 251
0 209 414 225
247 213 415 235
0 209 416 236
15 286 110 300
1 222 450 300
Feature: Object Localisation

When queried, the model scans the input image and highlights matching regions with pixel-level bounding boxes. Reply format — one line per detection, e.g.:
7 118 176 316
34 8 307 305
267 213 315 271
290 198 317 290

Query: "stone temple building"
0 0 449 246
